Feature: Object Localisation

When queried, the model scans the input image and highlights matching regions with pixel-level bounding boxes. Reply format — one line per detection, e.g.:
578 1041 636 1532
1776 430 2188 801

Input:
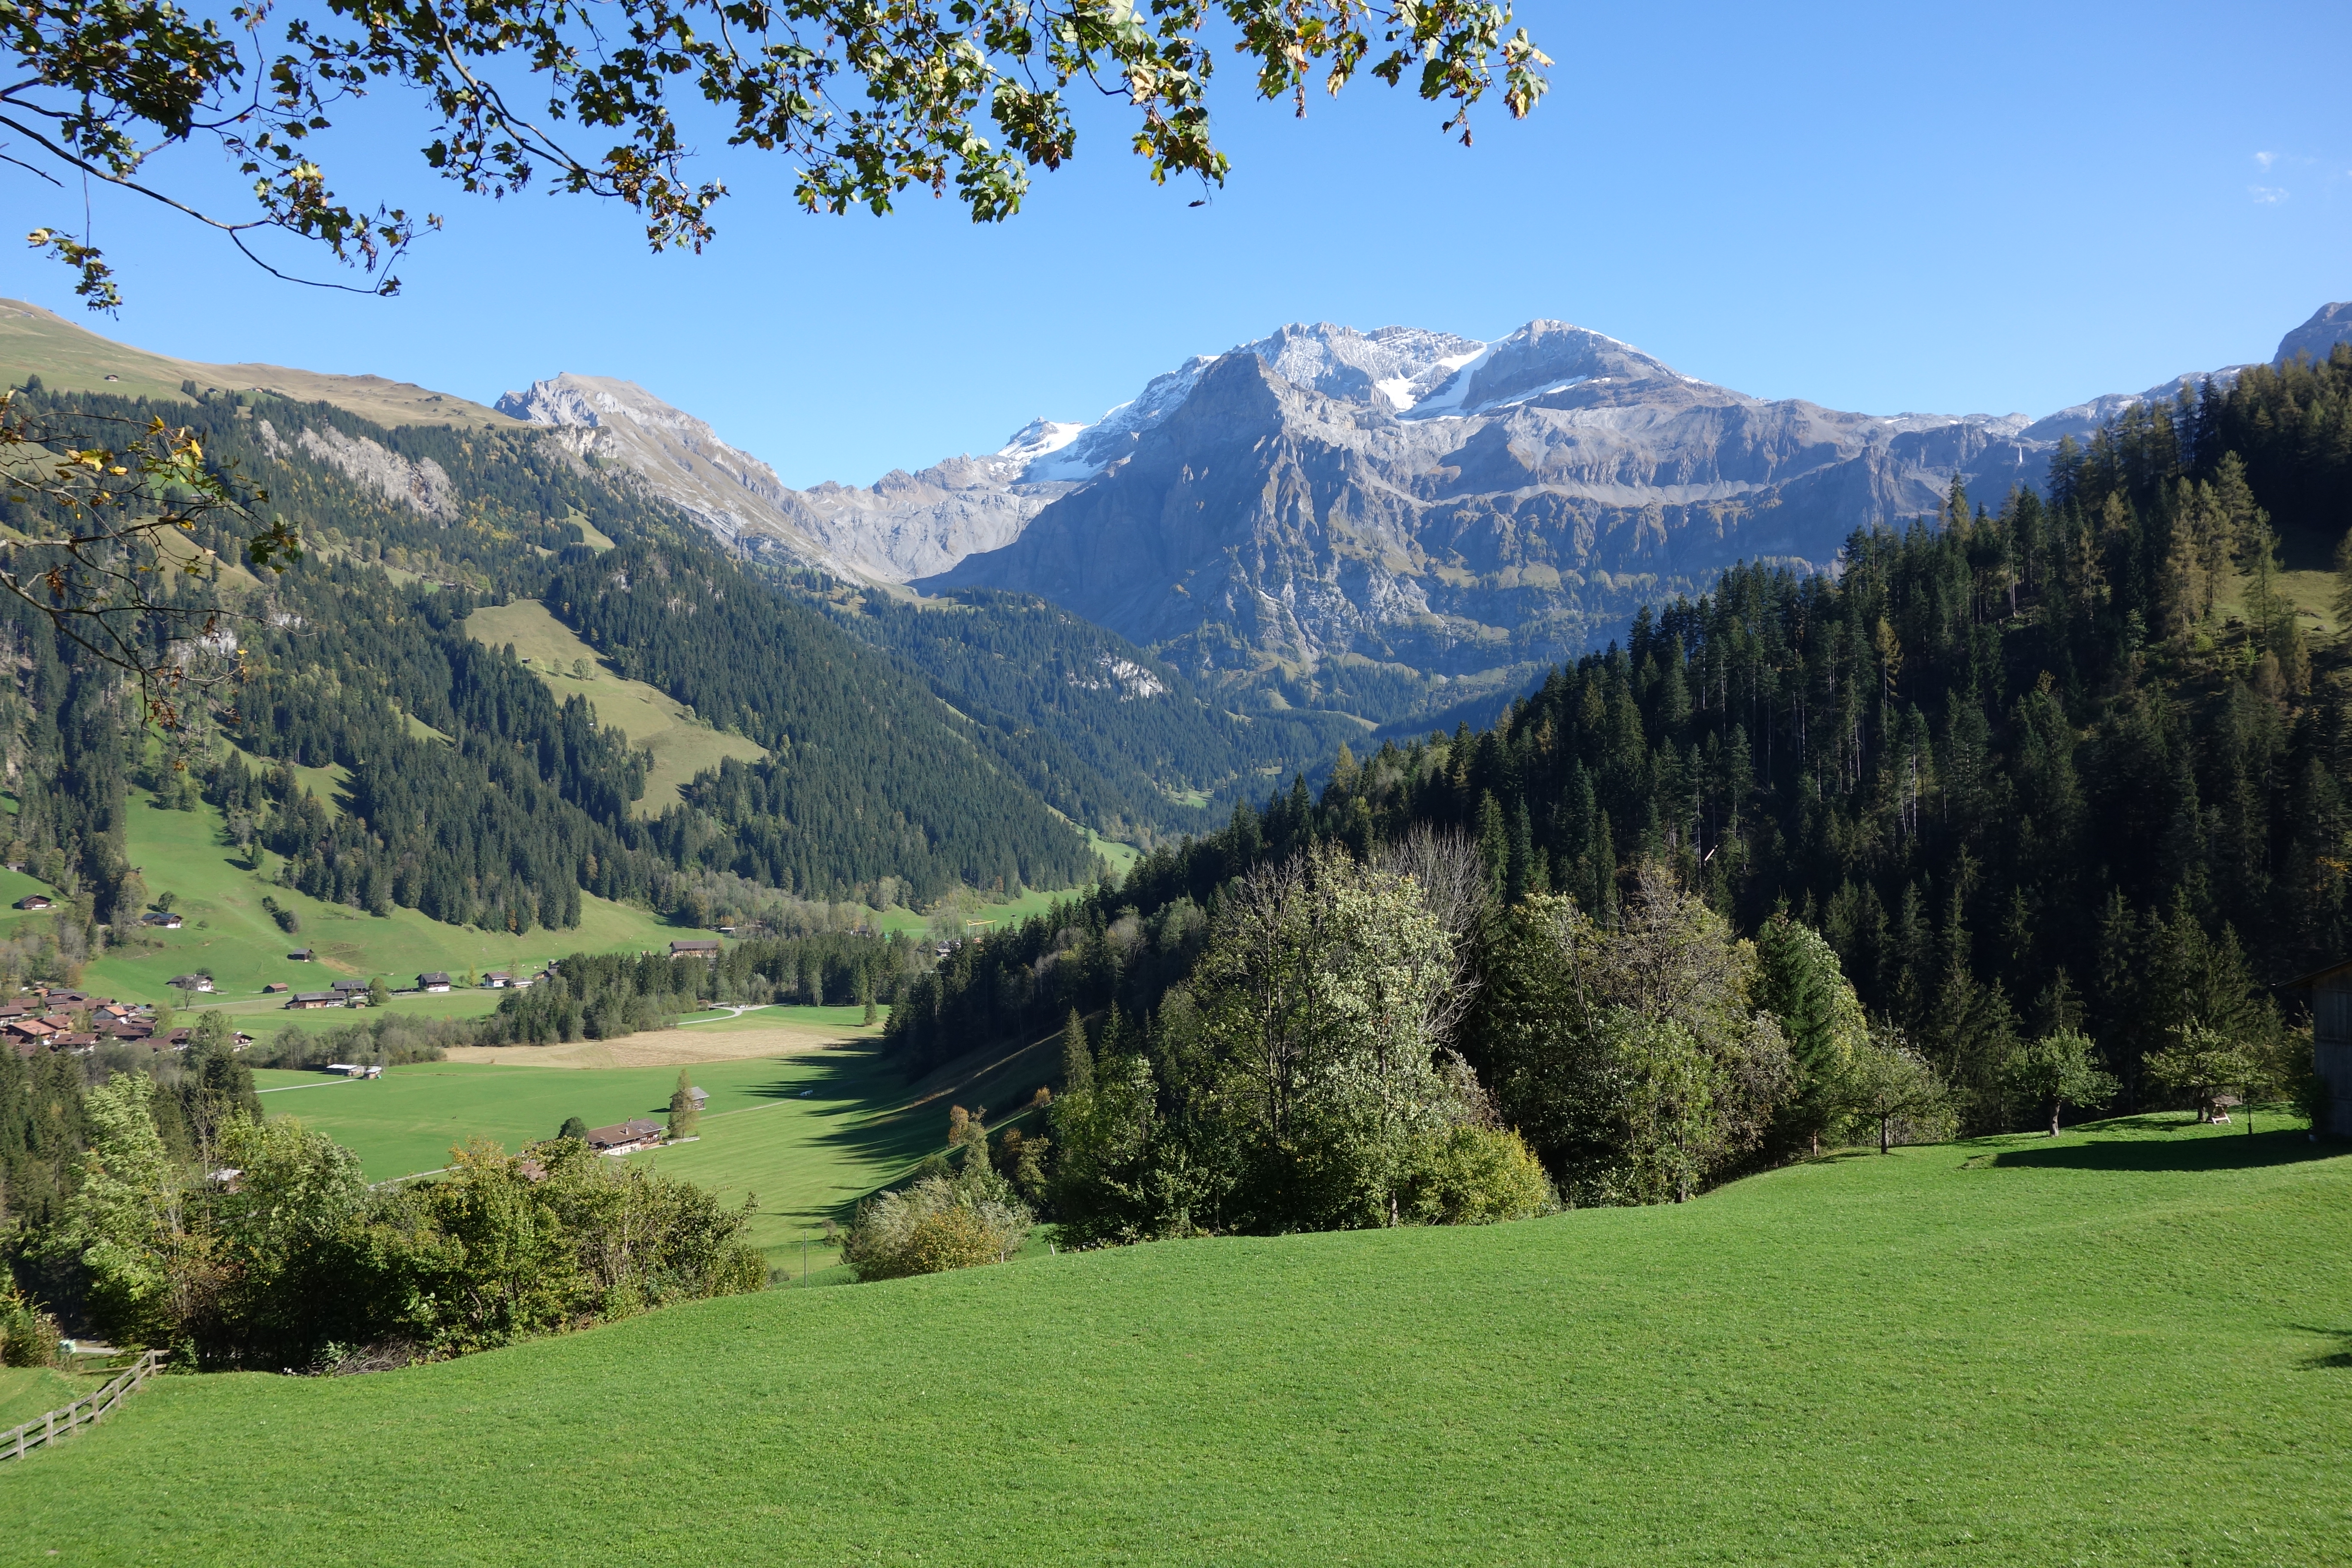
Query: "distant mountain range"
495 303 2352 725
8 292 2343 733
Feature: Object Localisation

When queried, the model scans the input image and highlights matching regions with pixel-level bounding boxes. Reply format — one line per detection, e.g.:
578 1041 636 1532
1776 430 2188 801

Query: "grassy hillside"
48 787 718 1007
461 600 766 815
0 298 519 429
0 1367 103 1431
5 1114 2344 1564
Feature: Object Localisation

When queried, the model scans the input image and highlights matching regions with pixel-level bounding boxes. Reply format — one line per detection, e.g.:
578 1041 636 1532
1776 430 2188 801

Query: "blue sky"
3 0 2347 487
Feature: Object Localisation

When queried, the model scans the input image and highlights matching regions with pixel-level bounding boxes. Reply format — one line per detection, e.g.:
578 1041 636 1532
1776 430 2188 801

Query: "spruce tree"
1060 1008 1094 1096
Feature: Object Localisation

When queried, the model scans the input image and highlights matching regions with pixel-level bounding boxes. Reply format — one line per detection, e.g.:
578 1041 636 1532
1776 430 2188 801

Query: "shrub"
843 1174 1031 1281
1403 1126 1556 1225
0 1283 63 1368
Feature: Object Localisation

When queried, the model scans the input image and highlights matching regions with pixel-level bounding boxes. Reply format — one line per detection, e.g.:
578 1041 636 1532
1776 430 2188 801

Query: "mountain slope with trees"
882 349 2352 1237
3 380 1092 957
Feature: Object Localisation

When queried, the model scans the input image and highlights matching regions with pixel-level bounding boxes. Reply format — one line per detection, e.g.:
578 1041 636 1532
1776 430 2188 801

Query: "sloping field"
37 786 717 1007
0 297 520 429
462 600 766 814
9 1117 2347 1565
248 1022 1049 1272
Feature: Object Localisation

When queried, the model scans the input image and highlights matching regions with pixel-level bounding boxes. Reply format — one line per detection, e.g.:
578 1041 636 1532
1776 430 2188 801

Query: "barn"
2287 957 2352 1136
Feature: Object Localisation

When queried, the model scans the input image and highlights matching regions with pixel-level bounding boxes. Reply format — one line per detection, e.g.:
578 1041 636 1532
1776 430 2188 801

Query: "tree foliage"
8 0 1547 304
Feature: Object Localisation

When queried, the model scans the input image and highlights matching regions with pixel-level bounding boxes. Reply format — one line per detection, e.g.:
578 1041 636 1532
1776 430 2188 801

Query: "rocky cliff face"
499 306 2348 724
917 321 2051 714
493 373 877 573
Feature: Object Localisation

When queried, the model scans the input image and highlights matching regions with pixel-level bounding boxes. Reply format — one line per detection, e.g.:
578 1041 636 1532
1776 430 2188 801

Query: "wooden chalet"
585 1118 665 1155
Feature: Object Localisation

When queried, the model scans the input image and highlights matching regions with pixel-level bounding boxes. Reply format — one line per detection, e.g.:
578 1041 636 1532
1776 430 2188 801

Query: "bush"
843 1174 1031 1281
1403 1126 1556 1225
1 1283 64 1368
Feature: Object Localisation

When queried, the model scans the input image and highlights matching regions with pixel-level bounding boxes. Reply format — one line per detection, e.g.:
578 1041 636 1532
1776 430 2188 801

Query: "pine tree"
1059 1008 1094 1096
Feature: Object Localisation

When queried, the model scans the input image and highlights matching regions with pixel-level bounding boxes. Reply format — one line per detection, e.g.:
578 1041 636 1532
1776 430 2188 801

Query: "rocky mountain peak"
2277 302 2352 365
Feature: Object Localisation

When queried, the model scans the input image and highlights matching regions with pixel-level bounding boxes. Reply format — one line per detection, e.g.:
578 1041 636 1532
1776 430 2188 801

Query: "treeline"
477 934 914 1045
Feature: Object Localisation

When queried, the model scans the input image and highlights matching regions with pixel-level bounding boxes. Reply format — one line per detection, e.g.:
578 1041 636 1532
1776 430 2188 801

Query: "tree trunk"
1879 1115 1890 1155
2049 1102 2061 1136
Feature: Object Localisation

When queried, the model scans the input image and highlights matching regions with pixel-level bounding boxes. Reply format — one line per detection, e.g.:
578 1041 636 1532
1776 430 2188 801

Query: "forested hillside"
3 382 1090 953
815 585 1371 836
544 545 1090 898
887 350 2352 1222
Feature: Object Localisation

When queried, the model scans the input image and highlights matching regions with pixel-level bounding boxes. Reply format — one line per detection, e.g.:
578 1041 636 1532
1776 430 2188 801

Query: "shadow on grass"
2291 1325 2352 1370
1989 1125 2339 1174
742 1035 1062 1219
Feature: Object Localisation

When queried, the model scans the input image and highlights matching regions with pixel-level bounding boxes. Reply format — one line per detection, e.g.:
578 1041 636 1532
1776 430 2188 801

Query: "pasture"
13 784 719 1008
6 1115 2346 1565
247 1009 1048 1274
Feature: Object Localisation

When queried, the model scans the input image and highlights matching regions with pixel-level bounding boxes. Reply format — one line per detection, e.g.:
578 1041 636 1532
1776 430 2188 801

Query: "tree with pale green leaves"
66 1072 199 1350
2144 1024 2257 1124
1838 1029 1951 1155
2001 1028 2117 1136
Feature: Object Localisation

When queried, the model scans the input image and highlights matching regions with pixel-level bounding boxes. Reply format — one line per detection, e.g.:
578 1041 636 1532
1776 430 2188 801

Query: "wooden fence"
2 1351 168 1462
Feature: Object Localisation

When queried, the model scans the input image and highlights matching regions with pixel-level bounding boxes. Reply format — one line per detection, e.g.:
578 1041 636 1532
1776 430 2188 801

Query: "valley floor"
7 1115 2346 1565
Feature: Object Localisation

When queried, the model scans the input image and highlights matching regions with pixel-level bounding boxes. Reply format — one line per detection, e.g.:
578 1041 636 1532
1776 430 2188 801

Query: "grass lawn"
246 1054 817 1184
211 989 507 1035
52 786 717 1007
0 1368 104 1432
6 1113 2346 1565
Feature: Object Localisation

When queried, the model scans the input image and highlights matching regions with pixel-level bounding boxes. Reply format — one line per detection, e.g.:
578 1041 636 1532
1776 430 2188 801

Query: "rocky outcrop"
494 374 861 570
920 330 2049 703
259 418 457 522
2276 302 2352 366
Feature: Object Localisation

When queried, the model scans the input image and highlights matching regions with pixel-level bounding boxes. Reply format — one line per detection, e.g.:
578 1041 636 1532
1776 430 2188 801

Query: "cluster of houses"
276 968 554 1010
3 990 252 1057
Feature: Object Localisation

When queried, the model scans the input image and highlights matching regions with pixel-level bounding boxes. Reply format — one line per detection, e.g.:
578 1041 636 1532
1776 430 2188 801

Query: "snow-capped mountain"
501 302 2352 723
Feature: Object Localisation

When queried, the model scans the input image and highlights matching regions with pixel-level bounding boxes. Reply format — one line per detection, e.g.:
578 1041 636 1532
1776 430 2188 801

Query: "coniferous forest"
889 349 2352 1193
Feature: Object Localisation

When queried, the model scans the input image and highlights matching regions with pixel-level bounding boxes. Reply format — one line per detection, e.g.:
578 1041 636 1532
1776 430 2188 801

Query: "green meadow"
248 1020 1056 1275
7 1115 2347 1565
460 600 766 815
6 785 720 1008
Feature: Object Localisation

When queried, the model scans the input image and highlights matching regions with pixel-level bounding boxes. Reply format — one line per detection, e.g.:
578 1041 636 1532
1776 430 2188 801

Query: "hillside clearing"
6 1115 2346 1565
54 786 717 1006
461 600 766 815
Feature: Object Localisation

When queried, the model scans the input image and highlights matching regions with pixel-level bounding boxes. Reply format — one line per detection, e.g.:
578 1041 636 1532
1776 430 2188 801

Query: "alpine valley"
496 305 2352 733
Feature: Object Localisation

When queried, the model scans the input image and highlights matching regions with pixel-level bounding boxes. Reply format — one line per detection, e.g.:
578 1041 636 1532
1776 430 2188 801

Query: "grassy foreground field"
8 1115 2347 1565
